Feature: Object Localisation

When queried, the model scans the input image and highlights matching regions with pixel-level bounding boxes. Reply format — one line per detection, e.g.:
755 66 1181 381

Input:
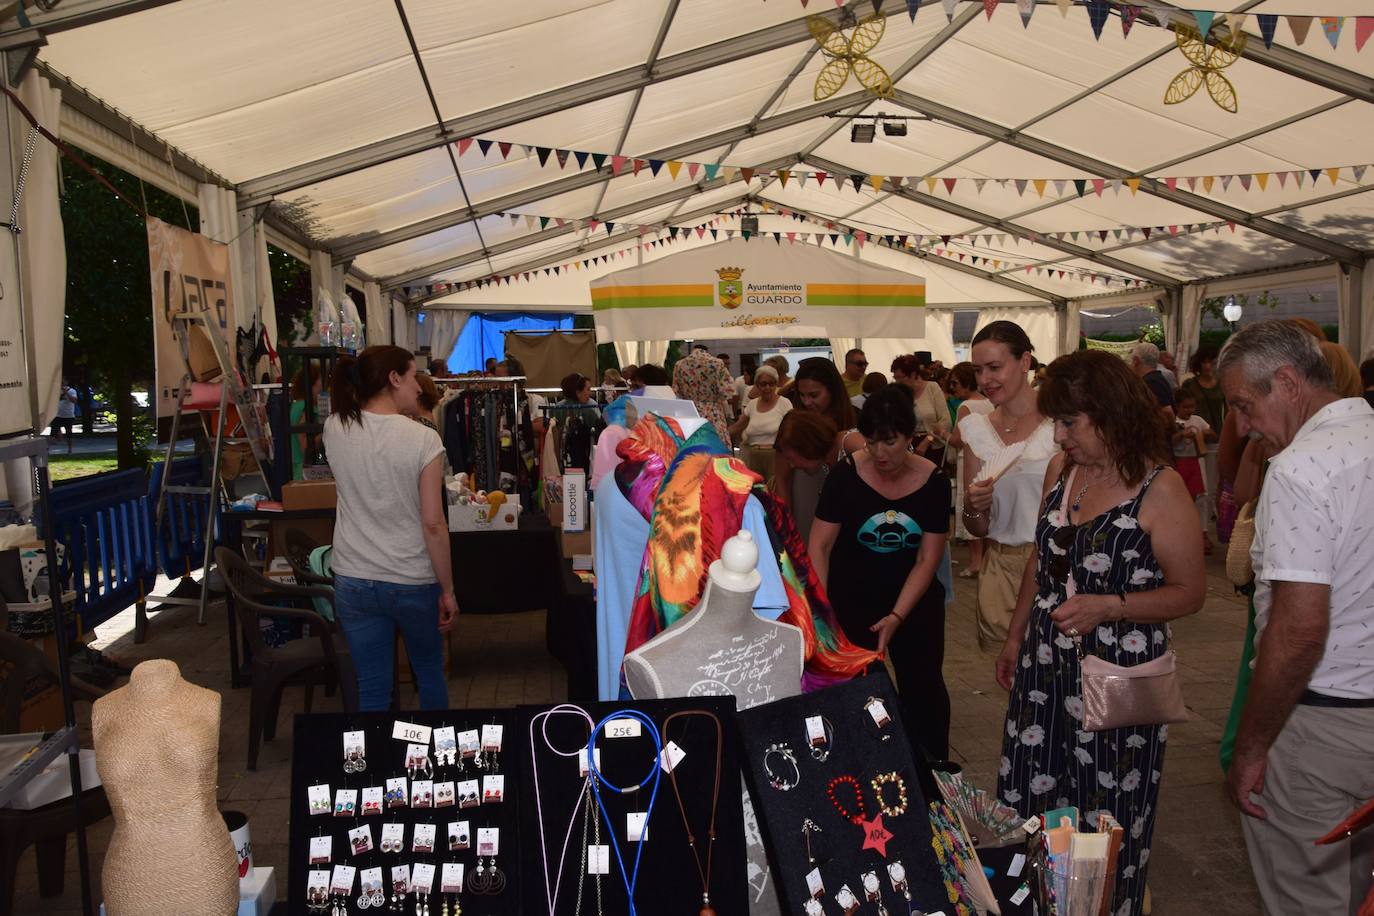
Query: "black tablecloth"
448 511 563 614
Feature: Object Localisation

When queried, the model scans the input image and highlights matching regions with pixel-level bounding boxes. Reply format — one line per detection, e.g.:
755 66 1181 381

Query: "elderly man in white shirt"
1219 319 1374 916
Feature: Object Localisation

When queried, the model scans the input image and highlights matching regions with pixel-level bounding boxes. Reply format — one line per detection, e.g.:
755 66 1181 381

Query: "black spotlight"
882 118 907 137
850 122 876 143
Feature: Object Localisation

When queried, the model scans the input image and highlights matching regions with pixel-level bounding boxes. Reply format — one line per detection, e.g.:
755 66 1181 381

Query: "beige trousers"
975 540 1034 652
1241 703 1374 916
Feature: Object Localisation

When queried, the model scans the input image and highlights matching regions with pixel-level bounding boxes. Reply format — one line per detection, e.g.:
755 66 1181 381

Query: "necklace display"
528 704 596 916
573 791 604 916
587 709 664 916
662 710 724 916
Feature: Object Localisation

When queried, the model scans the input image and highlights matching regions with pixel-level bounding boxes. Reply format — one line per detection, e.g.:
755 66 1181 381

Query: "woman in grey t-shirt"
323 345 457 710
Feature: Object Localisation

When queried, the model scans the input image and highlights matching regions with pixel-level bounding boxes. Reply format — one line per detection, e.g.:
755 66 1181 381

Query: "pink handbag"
1058 468 1189 732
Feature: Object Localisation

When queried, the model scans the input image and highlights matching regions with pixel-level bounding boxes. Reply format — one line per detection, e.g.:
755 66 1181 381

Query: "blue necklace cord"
587 709 663 916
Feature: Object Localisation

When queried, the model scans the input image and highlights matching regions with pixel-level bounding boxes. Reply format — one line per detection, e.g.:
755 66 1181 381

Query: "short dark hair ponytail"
331 344 414 427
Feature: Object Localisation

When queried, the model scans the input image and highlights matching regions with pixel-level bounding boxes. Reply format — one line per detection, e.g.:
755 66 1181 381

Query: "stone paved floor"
12 545 1261 914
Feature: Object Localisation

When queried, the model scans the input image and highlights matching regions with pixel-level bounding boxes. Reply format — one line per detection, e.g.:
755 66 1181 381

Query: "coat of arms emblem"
717 266 744 309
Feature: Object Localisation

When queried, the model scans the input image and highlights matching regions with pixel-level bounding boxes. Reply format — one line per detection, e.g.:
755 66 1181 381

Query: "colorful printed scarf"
617 413 881 689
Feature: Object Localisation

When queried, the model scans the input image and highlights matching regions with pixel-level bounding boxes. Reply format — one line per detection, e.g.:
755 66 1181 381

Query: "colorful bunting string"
772 1 1373 53
455 137 1371 201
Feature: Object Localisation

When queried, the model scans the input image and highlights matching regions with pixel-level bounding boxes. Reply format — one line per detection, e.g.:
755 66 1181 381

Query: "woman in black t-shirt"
811 384 953 761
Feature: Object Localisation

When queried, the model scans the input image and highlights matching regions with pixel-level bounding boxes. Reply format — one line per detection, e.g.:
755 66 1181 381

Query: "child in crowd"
1172 392 1216 554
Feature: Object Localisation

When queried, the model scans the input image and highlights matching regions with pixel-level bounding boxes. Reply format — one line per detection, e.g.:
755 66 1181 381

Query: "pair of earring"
306 887 329 912
344 748 366 773
356 885 385 909
465 858 506 895
412 893 432 916
436 746 457 766
380 837 403 853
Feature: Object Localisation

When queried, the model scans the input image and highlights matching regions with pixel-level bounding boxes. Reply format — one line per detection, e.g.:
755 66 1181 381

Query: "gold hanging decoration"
1164 25 1244 114
809 13 893 101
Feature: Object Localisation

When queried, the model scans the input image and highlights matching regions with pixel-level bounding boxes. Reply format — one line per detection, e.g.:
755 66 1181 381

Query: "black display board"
289 710 523 915
735 670 950 915
514 697 748 916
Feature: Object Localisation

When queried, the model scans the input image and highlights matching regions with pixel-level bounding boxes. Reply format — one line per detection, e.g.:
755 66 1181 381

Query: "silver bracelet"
963 506 985 519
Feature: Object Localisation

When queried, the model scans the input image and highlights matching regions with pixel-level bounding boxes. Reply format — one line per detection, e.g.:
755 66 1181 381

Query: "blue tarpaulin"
448 312 573 372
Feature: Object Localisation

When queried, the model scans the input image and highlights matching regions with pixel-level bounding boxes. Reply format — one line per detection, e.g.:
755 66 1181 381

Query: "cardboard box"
281 479 337 510
4 748 100 810
448 500 520 532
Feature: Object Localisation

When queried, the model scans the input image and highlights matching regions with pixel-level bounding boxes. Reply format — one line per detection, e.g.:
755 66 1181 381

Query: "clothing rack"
432 376 531 500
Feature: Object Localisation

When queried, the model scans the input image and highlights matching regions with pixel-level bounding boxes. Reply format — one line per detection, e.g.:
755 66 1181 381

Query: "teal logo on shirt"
857 510 923 553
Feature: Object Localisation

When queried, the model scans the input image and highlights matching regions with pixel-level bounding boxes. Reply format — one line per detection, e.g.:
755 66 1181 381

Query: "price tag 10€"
392 720 432 745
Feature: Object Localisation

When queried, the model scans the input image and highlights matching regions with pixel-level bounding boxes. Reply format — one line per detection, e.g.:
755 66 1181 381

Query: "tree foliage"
60 150 198 468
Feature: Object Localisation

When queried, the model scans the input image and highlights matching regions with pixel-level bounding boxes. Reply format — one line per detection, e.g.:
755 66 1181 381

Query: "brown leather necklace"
662 710 724 916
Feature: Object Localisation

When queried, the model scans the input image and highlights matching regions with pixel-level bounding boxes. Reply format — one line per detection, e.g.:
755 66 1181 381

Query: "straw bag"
1225 500 1257 587
1057 469 1188 731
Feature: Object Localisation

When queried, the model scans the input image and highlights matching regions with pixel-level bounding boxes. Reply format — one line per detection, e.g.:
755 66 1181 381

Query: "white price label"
577 746 602 777
441 862 465 894
805 716 827 745
1021 815 1042 836
481 724 504 752
406 743 431 767
627 811 649 842
482 774 505 803
342 730 366 754
605 718 641 739
805 867 825 898
308 835 332 864
1010 883 1032 905
413 823 437 853
659 740 687 773
392 720 433 744
411 862 436 895
307 783 331 815
588 844 610 875
476 827 500 857
1008 852 1026 878
866 698 891 727
330 864 355 894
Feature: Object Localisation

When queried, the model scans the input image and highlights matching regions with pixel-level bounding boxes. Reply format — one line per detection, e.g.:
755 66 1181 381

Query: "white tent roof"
18 0 1374 315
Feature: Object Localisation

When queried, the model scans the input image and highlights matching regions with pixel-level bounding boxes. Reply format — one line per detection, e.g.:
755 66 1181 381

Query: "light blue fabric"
448 312 573 372
593 473 790 702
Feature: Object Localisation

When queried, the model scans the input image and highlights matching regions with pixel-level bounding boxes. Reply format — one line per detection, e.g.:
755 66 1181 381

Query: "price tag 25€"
606 718 641 739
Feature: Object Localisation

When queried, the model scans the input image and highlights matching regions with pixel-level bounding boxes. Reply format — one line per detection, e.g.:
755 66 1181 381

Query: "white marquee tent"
3 0 1373 418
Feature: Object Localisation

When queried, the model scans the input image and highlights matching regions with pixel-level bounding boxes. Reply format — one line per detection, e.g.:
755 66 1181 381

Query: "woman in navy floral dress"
995 351 1207 916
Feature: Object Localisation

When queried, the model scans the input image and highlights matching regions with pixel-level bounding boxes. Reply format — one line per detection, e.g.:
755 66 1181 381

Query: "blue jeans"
333 574 449 711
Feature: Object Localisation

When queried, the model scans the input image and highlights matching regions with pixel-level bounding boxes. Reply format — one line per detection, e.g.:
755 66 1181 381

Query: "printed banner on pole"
147 216 236 417
1084 337 1140 359
0 228 29 436
590 238 924 341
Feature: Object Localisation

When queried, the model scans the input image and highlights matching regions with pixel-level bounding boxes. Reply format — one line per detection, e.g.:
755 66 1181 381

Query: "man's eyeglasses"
848 359 868 368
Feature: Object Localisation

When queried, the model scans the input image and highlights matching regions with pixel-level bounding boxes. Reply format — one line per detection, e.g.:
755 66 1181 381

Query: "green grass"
49 454 119 482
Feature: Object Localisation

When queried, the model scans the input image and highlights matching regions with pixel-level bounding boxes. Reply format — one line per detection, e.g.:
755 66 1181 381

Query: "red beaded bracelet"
826 774 867 825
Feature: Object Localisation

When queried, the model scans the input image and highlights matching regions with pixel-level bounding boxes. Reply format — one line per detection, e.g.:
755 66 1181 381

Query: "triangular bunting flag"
1125 177 1141 195
1192 10 1216 36
1016 0 1034 27
1202 175 1214 192
1073 179 1088 197
974 178 988 193
1255 172 1268 190
925 176 939 194
943 177 958 194
1169 225 1179 236
1014 179 1028 196
740 167 755 183
648 160 664 177
1099 230 1109 242
984 0 996 19
1295 170 1307 187
1220 174 1233 191
555 149 570 169
1053 179 1068 197
1357 17 1374 52
1186 176 1198 191
1326 167 1341 186
457 138 475 156
685 162 699 181
477 138 494 156
1354 165 1367 182
1092 178 1105 196
1308 168 1322 184
703 163 720 182
723 167 738 184
1055 0 1071 16
870 175 885 192
666 161 682 180
906 0 920 22
777 169 791 188
1087 1 1111 39
850 174 865 192
1122 5 1141 37
1320 16 1343 49
1257 14 1278 48
1142 227 1152 238
611 156 627 176
498 141 513 159
1288 16 1312 46
1277 171 1288 188
1033 179 1047 197
942 0 958 20
539 216 550 230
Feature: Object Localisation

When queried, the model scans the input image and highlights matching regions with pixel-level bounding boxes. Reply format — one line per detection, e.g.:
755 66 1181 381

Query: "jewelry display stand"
289 710 522 915
514 697 748 916
735 669 950 916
